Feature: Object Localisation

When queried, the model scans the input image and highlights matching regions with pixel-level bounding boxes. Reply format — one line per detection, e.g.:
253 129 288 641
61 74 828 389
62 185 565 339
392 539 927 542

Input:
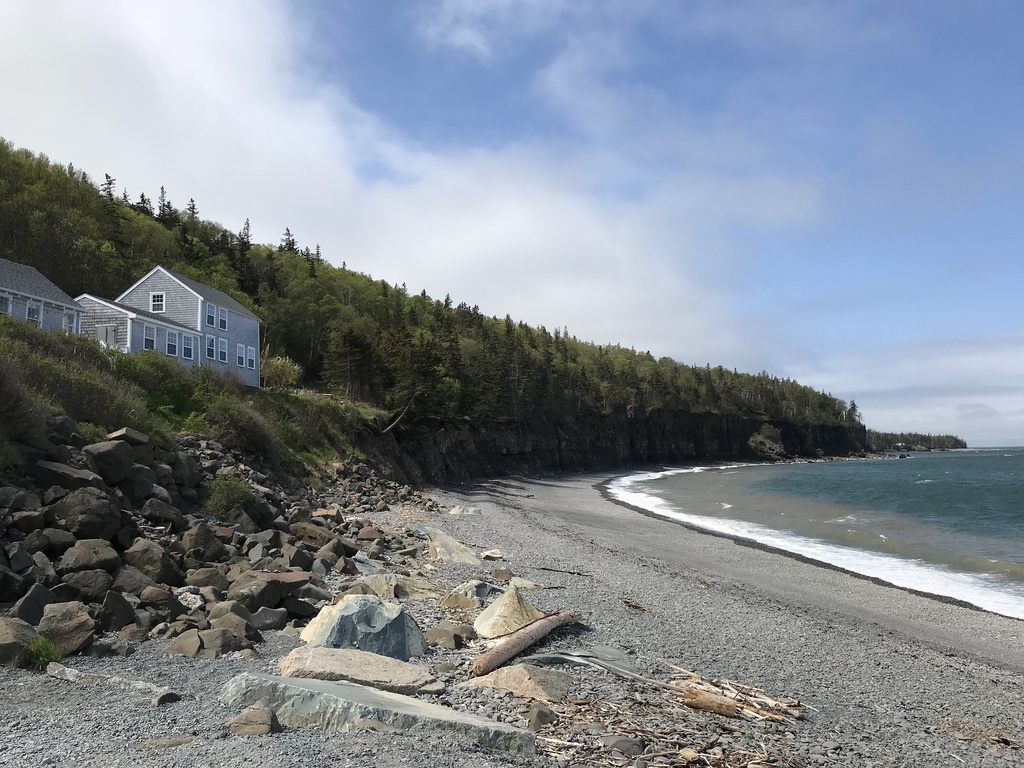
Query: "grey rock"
9 582 57 626
98 589 138 632
251 606 289 631
50 487 122 540
61 569 114 603
35 461 106 493
82 440 135 484
300 595 426 661
58 539 122 574
0 617 38 667
140 498 186 532
219 673 535 755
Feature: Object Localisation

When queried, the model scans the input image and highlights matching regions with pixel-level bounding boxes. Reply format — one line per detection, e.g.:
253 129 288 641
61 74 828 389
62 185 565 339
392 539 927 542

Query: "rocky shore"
1 422 1023 767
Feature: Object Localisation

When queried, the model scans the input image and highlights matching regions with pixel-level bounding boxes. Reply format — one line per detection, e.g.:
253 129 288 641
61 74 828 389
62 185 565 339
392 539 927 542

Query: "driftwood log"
472 610 580 676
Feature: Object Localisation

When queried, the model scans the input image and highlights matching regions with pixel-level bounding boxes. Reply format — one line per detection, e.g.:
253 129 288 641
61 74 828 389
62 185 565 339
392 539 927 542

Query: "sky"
2 1 1023 445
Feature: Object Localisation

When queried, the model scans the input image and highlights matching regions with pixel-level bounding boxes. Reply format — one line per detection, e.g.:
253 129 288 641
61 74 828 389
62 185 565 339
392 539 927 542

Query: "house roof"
161 267 258 321
76 294 200 335
0 258 80 309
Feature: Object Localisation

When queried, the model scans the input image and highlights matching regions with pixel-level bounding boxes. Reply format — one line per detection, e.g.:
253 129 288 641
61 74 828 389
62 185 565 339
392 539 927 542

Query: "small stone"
227 704 282 736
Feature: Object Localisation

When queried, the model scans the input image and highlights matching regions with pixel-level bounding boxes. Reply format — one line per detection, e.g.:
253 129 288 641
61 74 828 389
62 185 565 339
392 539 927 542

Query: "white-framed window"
63 312 75 332
26 303 41 326
143 324 156 350
218 337 228 363
150 292 165 313
218 307 228 331
236 343 245 367
166 330 178 357
246 346 257 370
206 334 216 359
182 335 194 360
0 295 10 315
206 303 216 327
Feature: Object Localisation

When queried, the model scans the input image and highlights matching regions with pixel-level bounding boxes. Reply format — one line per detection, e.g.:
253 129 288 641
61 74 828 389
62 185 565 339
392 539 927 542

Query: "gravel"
2 470 1023 767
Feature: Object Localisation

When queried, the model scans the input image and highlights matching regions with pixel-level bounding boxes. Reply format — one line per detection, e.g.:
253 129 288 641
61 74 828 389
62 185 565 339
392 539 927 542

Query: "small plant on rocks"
27 636 62 671
205 473 255 519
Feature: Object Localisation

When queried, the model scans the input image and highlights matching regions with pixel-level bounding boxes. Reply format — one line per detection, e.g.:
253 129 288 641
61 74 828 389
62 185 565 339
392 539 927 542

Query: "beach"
2 470 1022 767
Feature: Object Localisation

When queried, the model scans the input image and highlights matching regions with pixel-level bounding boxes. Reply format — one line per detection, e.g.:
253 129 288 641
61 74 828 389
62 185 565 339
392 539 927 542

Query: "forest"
0 139 869 473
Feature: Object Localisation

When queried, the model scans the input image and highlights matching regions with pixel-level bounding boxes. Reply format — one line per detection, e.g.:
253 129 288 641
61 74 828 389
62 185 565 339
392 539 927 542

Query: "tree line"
0 138 866 435
866 431 967 451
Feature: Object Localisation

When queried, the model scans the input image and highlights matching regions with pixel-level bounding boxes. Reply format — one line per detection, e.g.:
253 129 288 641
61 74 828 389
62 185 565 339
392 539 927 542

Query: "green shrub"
262 354 302 389
205 473 255 520
27 635 62 671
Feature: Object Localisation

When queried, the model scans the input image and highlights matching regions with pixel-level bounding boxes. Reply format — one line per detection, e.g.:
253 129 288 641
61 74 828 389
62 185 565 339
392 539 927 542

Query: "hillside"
0 138 870 481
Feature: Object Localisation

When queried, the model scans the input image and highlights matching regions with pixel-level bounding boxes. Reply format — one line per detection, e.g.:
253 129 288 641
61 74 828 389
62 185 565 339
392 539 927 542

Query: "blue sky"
2 1 1023 444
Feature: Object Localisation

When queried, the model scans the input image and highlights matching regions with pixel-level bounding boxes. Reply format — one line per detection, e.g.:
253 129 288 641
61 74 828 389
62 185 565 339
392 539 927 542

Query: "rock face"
219 673 535 755
473 586 545 639
301 596 426 661
278 646 443 695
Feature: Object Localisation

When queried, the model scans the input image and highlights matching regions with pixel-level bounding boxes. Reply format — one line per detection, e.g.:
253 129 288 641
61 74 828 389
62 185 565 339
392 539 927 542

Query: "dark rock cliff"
358 407 867 485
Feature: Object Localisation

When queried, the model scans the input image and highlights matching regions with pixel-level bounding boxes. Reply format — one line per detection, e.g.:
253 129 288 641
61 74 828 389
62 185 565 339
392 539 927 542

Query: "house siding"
200 301 260 386
119 272 200 330
77 297 129 350
0 292 79 333
126 320 202 370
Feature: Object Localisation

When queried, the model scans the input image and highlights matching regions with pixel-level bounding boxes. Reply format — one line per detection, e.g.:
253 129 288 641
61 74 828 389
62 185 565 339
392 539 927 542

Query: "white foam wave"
608 468 1024 620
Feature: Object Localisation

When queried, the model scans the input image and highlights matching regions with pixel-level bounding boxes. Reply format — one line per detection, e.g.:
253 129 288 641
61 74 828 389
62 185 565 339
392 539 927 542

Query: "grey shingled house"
0 257 82 333
78 266 261 387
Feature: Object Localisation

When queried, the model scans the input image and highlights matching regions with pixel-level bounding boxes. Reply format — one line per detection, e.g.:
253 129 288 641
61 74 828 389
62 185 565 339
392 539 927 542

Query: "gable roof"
161 267 258 321
0 258 80 308
76 294 200 335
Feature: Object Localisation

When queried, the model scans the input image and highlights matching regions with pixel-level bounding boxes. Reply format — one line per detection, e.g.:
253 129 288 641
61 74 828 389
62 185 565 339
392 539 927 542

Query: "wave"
608 468 1024 620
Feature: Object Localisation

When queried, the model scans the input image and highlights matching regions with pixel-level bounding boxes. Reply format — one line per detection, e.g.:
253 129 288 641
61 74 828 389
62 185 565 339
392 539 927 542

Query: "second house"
77 266 260 387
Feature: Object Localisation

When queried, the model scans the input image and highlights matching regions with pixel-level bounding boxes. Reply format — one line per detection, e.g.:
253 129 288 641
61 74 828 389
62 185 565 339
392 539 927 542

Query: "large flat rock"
278 646 443 695
219 672 535 755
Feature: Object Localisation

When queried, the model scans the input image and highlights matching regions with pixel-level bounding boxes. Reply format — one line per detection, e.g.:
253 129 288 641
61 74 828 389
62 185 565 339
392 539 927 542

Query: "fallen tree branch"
472 610 580 676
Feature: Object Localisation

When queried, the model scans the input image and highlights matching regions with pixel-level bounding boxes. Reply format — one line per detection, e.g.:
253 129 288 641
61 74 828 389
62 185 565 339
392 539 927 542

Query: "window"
182 335 194 360
0 296 9 315
63 312 75 332
218 337 228 363
26 304 41 326
206 303 216 327
236 343 245 367
246 346 257 370
143 325 156 350
206 334 216 359
218 307 228 331
166 330 178 357
150 292 165 313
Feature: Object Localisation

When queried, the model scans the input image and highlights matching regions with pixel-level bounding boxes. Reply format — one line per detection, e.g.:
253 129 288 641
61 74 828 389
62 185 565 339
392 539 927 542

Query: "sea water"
608 449 1024 620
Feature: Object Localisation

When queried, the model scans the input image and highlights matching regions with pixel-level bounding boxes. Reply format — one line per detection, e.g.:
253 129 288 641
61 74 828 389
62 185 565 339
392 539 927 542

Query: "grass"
26 635 62 671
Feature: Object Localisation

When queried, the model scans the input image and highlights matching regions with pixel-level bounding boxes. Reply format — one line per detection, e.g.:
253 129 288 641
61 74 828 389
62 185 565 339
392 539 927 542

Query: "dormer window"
150 292 165 313
206 303 217 326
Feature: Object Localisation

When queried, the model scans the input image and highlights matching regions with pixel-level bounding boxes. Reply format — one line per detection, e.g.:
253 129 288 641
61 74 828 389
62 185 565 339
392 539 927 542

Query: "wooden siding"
199 301 261 387
0 291 79 333
77 297 128 349
119 272 200 330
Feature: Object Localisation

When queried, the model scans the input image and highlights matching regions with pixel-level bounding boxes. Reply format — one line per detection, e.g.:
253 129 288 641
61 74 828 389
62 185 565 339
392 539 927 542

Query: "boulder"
441 580 502 610
82 440 135 484
112 565 159 596
118 464 157 504
462 664 574 702
424 620 477 650
185 567 230 593
227 704 282 736
424 528 480 565
360 574 439 601
473 586 545 640
300 595 425 661
251 607 289 631
34 461 105 493
57 539 121 574
50 487 122 541
210 612 262 644
226 571 308 613
140 498 186 532
61 569 114 603
107 427 150 446
0 617 38 667
9 583 57 626
28 552 59 588
278 646 443 695
98 590 138 632
121 539 185 587
38 601 95 654
0 563 26 601
219 673 535 755
165 628 202 657
181 523 228 562
197 627 252 658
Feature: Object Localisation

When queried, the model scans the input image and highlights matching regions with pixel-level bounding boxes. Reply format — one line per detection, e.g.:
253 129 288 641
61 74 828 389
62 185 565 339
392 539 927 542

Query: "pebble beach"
2 470 1023 768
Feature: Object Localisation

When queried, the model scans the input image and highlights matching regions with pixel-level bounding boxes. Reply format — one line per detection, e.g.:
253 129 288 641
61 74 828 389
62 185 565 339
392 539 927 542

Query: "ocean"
608 448 1024 620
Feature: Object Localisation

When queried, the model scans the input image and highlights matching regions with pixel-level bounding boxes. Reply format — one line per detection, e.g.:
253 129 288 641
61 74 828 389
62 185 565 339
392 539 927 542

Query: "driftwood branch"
378 393 415 435
472 610 580 677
